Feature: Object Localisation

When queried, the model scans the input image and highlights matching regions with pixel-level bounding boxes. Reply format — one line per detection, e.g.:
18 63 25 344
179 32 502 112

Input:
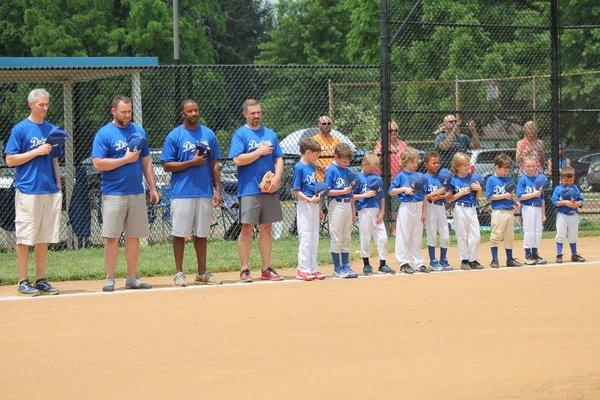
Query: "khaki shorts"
101 194 150 238
490 209 515 249
15 189 62 245
171 197 213 238
239 193 282 225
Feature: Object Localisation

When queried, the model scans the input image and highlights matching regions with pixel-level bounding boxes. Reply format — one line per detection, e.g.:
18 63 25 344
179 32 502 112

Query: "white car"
467 148 518 180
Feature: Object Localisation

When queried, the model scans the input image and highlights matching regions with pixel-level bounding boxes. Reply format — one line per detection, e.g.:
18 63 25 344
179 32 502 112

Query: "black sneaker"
363 265 373 275
534 255 547 265
571 254 586 262
460 260 471 270
556 254 563 264
506 258 523 268
35 278 60 295
524 255 537 265
470 260 484 270
17 279 40 297
400 264 414 274
416 265 431 273
490 259 500 269
378 265 396 274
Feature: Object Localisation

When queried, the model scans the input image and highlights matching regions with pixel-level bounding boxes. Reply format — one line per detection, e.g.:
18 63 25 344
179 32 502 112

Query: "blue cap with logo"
46 126 68 146
128 134 147 151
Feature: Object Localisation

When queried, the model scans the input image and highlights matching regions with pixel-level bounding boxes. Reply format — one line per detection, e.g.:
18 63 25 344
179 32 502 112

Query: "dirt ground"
1 236 600 400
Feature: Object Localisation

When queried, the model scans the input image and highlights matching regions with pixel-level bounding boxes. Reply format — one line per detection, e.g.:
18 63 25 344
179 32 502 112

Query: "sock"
363 257 370 267
331 253 341 270
532 247 538 256
506 249 513 261
428 246 436 263
570 243 577 255
440 247 448 261
341 252 350 266
525 248 532 257
491 246 498 261
379 259 386 268
556 243 563 255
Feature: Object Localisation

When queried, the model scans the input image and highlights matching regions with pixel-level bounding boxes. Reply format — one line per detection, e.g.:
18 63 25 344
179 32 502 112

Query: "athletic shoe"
17 279 40 297
490 259 500 269
460 260 471 270
344 265 359 278
296 270 315 281
240 269 253 283
334 266 355 278
261 267 284 281
555 254 563 263
470 260 484 270
430 260 443 272
378 264 396 274
125 277 152 290
571 254 586 262
416 265 431 273
400 263 414 274
534 255 547 265
102 276 116 292
506 258 523 268
195 272 222 285
440 259 454 271
363 265 373 275
35 278 59 295
312 270 326 280
173 271 186 287
524 256 537 265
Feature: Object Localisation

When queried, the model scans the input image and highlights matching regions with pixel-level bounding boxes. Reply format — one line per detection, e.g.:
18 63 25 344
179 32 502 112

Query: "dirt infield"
1 237 600 399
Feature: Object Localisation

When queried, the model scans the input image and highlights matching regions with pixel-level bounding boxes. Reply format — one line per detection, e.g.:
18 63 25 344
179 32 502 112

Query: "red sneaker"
239 268 253 283
295 270 315 281
261 267 284 281
311 270 326 280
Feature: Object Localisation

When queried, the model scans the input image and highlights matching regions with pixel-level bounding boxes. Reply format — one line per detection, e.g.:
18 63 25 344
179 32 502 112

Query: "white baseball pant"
555 212 579 244
425 203 449 248
328 200 352 253
297 200 321 273
521 205 543 249
395 201 424 266
452 204 480 262
358 207 388 260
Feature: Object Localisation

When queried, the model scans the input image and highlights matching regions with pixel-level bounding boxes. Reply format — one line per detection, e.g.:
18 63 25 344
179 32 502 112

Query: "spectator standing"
434 115 481 169
313 116 340 182
516 121 545 175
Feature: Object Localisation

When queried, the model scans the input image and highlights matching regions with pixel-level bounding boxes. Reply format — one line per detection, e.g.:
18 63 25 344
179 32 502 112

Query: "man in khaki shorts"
92 96 160 292
5 88 62 297
161 99 223 287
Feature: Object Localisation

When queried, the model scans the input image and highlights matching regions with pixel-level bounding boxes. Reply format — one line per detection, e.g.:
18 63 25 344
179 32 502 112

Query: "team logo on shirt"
115 140 128 151
428 184 438 193
248 140 271 151
335 178 346 188
30 136 47 148
524 185 534 194
305 173 316 184
493 186 506 195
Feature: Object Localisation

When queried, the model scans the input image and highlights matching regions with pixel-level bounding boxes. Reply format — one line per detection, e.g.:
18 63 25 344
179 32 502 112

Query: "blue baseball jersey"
228 125 283 197
517 174 543 207
160 124 221 199
425 171 447 205
450 175 478 206
325 162 354 201
389 170 425 202
485 175 515 210
354 172 382 211
91 122 150 195
5 118 63 194
291 160 317 198
551 184 584 215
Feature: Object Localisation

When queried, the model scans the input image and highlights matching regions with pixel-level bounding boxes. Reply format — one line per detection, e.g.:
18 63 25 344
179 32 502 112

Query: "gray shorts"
171 197 213 238
101 194 150 238
240 193 283 225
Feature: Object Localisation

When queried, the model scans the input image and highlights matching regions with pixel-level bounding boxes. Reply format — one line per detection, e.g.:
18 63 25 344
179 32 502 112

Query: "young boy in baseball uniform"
389 147 429 274
292 137 326 281
485 153 522 268
353 153 395 275
551 166 586 263
448 152 483 270
517 155 547 265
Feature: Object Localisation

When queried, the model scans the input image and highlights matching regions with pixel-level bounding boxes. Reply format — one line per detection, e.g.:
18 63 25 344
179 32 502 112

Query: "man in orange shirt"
313 116 340 181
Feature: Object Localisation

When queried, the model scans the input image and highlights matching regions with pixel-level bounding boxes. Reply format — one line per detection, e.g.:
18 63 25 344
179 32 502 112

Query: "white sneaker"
173 271 186 287
195 272 222 285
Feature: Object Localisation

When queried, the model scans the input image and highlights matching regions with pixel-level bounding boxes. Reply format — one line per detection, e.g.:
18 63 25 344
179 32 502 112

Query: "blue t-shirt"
425 171 447 205
91 122 150 195
551 184 584 215
354 172 382 211
517 174 543 207
450 175 478 206
485 175 515 210
325 162 354 201
5 118 62 194
291 160 317 198
160 124 222 199
228 125 283 197
389 170 426 202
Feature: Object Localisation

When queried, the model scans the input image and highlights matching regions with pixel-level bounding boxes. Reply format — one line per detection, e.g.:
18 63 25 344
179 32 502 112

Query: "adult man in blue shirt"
228 99 284 283
5 88 62 297
92 95 160 292
161 99 223 287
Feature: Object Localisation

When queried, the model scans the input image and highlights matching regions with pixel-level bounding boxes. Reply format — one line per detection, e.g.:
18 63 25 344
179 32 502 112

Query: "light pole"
173 0 180 64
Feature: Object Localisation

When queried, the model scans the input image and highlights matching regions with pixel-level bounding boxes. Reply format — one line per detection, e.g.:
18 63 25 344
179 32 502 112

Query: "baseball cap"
128 134 146 151
46 126 68 146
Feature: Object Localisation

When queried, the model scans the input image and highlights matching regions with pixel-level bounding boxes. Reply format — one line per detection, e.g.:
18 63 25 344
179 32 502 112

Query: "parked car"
545 148 595 192
585 160 600 192
466 148 518 182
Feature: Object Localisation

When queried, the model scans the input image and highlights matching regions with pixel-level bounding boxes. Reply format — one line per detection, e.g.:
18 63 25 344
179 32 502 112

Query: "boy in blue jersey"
292 137 326 281
423 152 453 271
551 166 586 263
353 153 394 275
325 143 358 278
5 89 62 296
229 99 284 283
161 99 223 287
92 95 160 292
448 152 483 270
486 153 522 268
517 155 547 265
389 147 429 274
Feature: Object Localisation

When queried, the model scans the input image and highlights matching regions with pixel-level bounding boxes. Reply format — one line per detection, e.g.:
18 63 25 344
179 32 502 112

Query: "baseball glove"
259 171 275 193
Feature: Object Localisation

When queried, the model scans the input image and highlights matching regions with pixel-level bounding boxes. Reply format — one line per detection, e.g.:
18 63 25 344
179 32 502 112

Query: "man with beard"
92 95 160 292
161 99 223 287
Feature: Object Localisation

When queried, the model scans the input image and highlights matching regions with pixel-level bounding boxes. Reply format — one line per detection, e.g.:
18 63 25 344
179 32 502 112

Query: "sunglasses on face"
320 122 332 125
448 120 457 124
389 129 399 132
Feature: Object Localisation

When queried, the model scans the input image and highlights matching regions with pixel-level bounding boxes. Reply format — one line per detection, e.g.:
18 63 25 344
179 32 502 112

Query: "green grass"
2 220 600 286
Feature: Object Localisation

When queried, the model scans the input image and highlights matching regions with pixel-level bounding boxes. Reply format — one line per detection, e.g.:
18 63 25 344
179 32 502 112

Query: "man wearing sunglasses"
435 114 481 168
313 116 340 181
